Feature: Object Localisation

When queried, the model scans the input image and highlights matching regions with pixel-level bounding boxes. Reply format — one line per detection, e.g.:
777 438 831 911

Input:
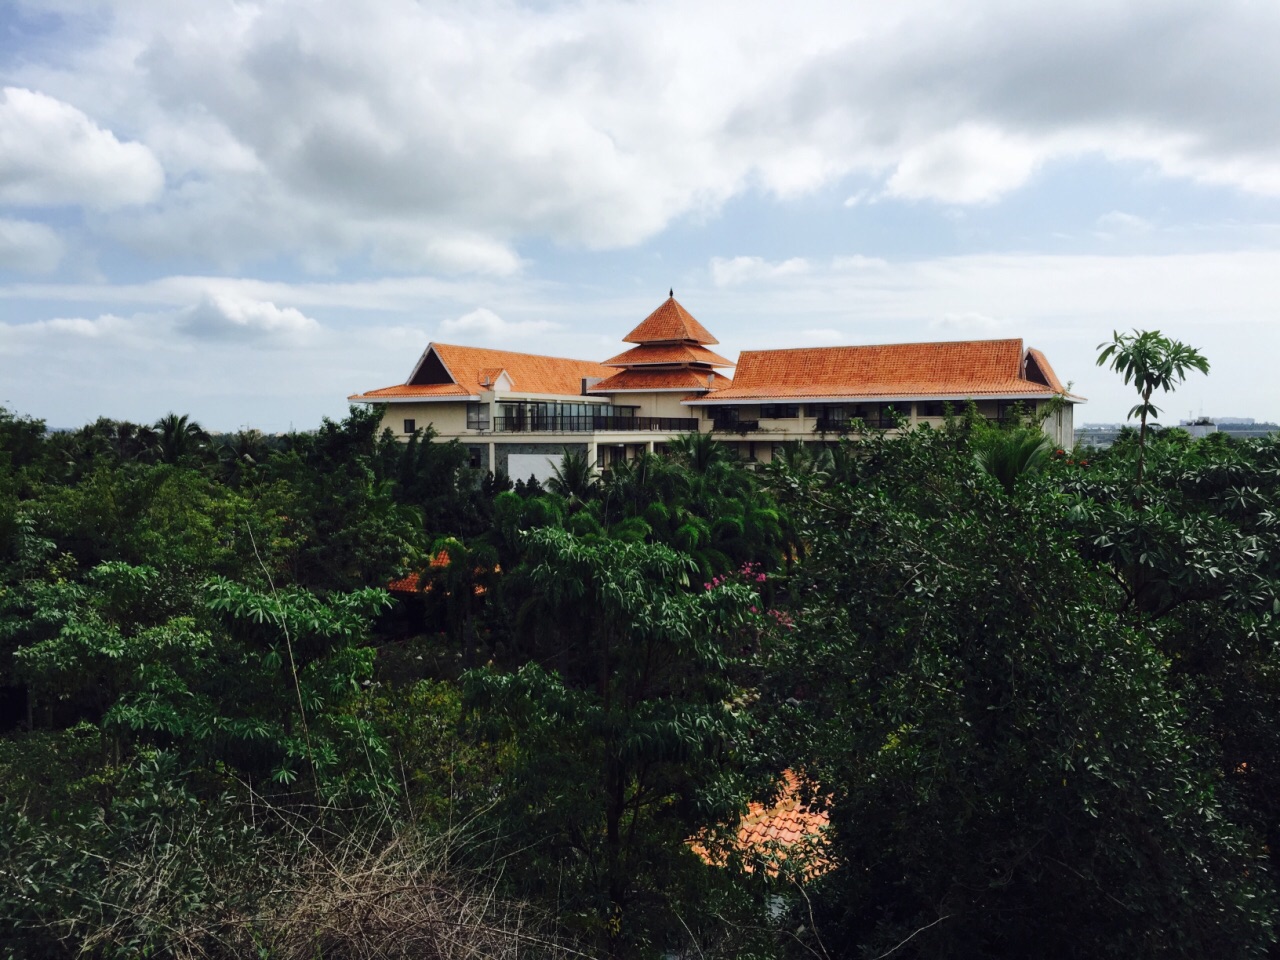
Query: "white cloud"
437 307 558 342
831 255 890 272
0 87 163 209
5 0 1280 268
375 232 524 276
884 125 1045 205
0 218 64 273
176 293 320 344
1094 211 1156 239
710 256 811 287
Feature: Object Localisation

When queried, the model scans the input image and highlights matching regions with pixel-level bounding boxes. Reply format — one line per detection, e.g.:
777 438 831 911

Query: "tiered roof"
622 295 719 345
590 295 733 394
604 343 733 367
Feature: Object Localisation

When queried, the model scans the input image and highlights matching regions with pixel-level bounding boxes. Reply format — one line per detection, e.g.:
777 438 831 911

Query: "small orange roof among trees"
622 295 719 345
689 770 831 877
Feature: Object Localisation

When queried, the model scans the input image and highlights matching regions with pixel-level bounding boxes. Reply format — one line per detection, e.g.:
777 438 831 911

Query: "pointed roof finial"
669 288 674 299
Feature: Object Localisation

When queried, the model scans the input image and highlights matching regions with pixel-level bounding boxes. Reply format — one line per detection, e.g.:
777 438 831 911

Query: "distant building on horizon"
1078 416 1280 450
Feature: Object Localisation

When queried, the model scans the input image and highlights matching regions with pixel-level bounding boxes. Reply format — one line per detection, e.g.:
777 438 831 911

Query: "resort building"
349 295 1080 476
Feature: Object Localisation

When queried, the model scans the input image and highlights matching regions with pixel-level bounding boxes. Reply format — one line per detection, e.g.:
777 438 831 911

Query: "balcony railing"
813 415 1024 433
814 417 904 433
490 415 698 433
711 419 760 434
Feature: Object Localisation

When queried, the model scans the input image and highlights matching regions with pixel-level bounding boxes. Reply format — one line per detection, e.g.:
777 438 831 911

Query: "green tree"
766 425 1275 959
972 425 1051 494
1096 331 1209 483
546 447 599 504
153 413 211 467
466 528 762 957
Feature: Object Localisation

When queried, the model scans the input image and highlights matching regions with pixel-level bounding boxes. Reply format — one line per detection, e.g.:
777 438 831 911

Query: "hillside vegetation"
3 342 1280 959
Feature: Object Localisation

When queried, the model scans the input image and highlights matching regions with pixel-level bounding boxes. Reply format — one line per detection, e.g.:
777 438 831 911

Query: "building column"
488 442 496 475
587 439 598 467
646 440 655 454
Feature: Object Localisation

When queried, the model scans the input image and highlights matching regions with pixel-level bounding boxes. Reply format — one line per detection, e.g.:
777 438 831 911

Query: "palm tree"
1097 331 1209 483
215 430 270 485
764 440 833 483
546 448 598 504
153 413 211 466
666 430 731 475
973 428 1051 495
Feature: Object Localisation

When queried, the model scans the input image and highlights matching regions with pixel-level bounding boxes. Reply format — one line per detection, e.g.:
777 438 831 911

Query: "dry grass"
231 815 578 960
7 793 586 960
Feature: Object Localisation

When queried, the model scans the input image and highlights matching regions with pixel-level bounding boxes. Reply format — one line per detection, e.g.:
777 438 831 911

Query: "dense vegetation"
3 341 1280 958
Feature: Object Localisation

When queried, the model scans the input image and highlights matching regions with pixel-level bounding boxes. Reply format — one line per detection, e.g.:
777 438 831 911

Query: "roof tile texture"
351 343 613 400
708 339 1064 401
589 369 732 392
604 343 733 367
349 383 470 400
690 771 831 877
623 296 719 345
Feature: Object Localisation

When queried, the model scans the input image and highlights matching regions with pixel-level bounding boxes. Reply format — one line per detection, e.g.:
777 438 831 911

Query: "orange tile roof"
432 343 614 395
623 296 719 345
604 343 734 367
387 551 451 593
1025 347 1068 394
589 369 733 393
697 339 1076 402
352 344 614 401
388 551 497 595
690 771 831 878
350 382 471 401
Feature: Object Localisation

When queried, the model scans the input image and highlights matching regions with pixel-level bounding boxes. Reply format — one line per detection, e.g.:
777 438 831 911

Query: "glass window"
998 400 1026 422
467 403 489 430
403 418 416 434
761 404 799 419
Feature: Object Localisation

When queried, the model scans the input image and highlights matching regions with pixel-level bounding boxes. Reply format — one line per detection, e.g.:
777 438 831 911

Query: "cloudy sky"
3 0 1280 431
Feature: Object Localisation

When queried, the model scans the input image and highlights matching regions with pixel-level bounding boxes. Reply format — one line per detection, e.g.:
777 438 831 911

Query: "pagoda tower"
589 294 734 395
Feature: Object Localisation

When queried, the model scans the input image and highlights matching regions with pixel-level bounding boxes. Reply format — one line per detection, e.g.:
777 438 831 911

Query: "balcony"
711 419 760 435
813 417 903 433
491 415 698 434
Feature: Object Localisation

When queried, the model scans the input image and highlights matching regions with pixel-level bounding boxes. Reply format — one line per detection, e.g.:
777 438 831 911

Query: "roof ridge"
431 342 602 364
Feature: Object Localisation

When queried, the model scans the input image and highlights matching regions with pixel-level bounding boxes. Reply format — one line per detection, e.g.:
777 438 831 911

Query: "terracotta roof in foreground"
589 368 733 393
689 771 831 878
623 296 719 345
604 343 734 367
694 339 1081 403
388 551 497 596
